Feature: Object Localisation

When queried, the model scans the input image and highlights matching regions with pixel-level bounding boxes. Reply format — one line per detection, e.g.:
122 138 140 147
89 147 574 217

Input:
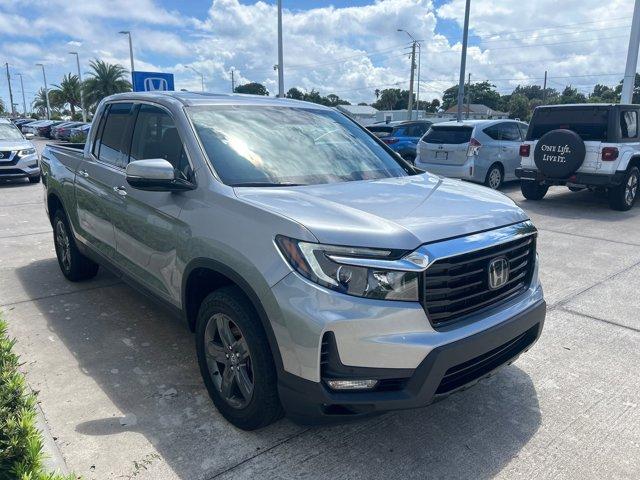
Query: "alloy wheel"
488 168 502 189
55 219 71 272
625 171 638 207
204 313 254 409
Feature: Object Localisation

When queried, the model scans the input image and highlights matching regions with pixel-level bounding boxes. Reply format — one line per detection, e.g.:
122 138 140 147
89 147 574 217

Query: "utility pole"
542 70 548 104
119 31 135 87
416 42 421 118
17 73 26 116
5 63 15 117
456 0 471 122
277 0 285 97
407 41 417 120
35 63 51 120
187 66 205 92
231 69 235 93
69 52 87 122
466 73 471 119
621 0 640 104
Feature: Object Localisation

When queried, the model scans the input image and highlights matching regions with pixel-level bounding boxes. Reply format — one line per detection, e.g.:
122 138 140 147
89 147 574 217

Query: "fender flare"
181 257 285 373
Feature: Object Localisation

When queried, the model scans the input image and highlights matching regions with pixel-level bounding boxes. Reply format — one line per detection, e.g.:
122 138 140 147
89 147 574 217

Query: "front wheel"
484 164 503 190
196 287 283 430
609 166 639 211
521 180 549 200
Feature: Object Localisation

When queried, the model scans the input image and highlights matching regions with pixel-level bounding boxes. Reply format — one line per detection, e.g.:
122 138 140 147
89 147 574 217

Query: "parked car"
21 120 48 134
366 120 432 162
52 122 85 140
415 119 529 190
0 118 40 183
42 92 545 430
22 120 57 135
37 121 65 138
68 123 91 142
14 119 37 129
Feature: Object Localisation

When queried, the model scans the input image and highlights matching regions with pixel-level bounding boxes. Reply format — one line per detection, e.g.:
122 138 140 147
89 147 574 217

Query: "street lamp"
398 29 420 120
187 65 205 92
69 52 87 122
119 30 135 86
35 63 51 120
456 0 472 122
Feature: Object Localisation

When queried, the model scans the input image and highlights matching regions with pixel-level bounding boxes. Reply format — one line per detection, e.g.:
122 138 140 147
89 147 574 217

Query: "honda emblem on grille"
488 257 509 290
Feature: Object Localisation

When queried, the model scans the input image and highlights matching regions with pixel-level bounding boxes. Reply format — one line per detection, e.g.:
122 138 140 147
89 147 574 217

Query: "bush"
68 132 87 143
0 317 74 480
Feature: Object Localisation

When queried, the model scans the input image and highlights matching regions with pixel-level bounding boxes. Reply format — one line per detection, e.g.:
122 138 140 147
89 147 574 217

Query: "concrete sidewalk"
1 150 639 479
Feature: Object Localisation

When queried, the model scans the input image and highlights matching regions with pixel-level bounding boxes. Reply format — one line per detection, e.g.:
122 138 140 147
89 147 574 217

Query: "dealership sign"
132 71 175 92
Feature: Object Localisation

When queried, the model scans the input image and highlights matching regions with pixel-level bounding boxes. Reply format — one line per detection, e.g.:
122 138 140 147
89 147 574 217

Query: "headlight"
18 148 36 156
275 236 428 301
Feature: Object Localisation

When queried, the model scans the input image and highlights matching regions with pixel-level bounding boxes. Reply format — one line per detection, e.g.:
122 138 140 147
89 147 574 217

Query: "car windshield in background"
528 108 609 141
188 106 409 186
423 126 473 144
0 124 24 141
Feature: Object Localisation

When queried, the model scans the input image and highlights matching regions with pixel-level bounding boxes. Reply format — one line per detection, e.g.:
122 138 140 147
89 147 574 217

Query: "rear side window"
528 107 609 141
423 126 473 144
129 104 192 180
93 103 135 168
502 123 522 141
621 111 638 139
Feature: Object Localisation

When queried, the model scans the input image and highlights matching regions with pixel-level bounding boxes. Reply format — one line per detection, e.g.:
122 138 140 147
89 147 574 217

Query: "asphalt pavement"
1 139 638 479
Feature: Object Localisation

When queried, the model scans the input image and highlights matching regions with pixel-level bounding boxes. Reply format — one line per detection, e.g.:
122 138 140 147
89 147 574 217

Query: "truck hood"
234 173 529 250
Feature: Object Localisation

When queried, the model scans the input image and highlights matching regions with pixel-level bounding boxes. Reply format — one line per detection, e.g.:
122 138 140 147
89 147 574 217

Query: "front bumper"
279 298 545 423
0 153 40 179
516 168 625 187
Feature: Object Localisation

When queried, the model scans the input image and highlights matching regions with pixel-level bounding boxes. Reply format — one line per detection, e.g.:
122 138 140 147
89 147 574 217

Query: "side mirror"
24 133 34 140
125 159 194 192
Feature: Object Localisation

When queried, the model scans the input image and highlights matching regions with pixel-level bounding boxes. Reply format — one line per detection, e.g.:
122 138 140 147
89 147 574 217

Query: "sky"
0 0 636 114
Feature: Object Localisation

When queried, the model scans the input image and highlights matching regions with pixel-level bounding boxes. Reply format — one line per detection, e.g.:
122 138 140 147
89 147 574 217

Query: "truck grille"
422 235 536 327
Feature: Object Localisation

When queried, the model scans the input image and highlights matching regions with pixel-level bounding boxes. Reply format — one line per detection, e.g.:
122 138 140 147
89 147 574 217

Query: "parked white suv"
516 104 640 210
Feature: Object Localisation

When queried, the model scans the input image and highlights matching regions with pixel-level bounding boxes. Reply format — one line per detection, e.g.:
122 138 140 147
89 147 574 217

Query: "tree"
371 88 412 110
234 82 269 95
357 102 369 106
614 73 640 103
508 94 530 120
374 89 380 99
83 60 131 111
324 93 350 106
51 73 82 118
285 87 304 100
558 85 587 104
31 88 63 117
0 98 4 115
589 84 618 103
441 81 501 111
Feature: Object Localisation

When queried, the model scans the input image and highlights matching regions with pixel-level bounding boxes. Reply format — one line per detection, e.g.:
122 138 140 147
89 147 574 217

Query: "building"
336 105 378 125
443 104 508 120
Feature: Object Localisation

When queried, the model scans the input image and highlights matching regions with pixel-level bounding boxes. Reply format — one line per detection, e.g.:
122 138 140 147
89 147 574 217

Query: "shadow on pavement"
0 178 30 188
16 258 541 479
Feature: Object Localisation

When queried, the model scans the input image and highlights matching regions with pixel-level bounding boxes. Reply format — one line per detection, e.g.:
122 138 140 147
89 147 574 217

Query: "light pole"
456 0 471 122
16 73 27 116
621 0 640 103
35 63 51 120
4 63 15 117
69 52 87 122
119 30 135 87
277 0 284 97
398 29 419 120
187 66 205 92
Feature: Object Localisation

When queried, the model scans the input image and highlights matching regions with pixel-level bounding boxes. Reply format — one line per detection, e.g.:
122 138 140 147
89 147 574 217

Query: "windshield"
423 126 473 144
528 108 610 141
0 124 24 141
188 105 409 186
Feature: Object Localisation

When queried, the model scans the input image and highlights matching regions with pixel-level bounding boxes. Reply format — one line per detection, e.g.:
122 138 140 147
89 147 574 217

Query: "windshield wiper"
229 181 307 187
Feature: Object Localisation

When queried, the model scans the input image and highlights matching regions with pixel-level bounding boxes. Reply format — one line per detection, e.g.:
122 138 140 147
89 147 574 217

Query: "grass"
0 316 75 480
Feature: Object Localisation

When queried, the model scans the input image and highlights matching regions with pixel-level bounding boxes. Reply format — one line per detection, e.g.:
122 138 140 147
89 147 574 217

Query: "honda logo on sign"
488 257 510 290
143 77 169 92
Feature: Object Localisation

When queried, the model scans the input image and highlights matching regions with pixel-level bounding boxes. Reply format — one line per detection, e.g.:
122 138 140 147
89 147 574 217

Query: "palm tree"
51 73 82 118
83 60 132 111
32 88 62 118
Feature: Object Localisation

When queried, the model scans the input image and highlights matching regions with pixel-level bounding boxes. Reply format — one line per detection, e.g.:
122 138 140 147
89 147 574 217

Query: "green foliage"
371 88 412 111
234 82 269 95
31 89 63 118
285 87 304 100
558 85 587 104
0 317 74 480
441 81 501 111
50 74 82 118
507 94 531 120
69 131 88 143
83 60 132 111
285 87 350 106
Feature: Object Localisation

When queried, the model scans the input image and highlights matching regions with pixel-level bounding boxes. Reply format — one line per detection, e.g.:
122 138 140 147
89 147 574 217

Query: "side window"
94 103 134 168
129 104 192 180
502 122 522 142
483 125 501 140
621 111 638 139
518 123 529 139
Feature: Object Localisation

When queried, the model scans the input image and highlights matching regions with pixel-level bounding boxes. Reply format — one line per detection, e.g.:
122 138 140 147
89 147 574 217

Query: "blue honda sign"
132 71 175 92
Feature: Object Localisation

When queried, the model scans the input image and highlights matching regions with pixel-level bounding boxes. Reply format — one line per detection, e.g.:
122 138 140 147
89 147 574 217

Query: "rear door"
112 103 194 304
74 102 134 260
499 122 524 179
420 125 473 165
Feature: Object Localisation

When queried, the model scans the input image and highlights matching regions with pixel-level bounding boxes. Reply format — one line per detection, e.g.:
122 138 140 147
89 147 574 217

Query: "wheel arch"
182 258 284 373
46 191 64 226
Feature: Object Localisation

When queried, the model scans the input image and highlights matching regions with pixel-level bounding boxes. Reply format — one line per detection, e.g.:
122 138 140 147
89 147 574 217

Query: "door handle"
113 186 127 197
78 169 89 178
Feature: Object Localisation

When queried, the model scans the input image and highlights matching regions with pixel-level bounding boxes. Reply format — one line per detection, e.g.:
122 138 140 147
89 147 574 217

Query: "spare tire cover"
534 129 586 178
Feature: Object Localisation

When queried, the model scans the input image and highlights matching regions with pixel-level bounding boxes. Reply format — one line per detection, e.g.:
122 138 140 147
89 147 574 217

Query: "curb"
33 396 71 477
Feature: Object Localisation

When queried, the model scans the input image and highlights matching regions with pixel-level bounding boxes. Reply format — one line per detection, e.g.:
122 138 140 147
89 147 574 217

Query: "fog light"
325 379 378 391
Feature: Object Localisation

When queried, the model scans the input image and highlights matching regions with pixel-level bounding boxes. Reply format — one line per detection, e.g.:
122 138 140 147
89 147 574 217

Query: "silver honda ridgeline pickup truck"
41 92 545 430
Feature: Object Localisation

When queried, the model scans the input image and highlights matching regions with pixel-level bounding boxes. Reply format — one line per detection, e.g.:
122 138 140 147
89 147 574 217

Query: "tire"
484 164 503 190
521 180 549 201
196 286 284 430
52 209 99 281
608 166 639 211
29 175 41 184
